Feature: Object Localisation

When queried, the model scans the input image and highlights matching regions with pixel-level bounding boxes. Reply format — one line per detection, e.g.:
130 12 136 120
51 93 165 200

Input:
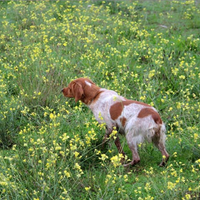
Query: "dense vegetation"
0 0 199 199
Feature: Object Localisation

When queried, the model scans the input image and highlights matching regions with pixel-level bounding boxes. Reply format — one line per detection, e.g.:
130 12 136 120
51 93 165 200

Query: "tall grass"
0 0 199 199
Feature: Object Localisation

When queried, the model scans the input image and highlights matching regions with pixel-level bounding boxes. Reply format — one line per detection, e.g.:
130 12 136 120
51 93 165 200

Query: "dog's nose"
61 88 64 93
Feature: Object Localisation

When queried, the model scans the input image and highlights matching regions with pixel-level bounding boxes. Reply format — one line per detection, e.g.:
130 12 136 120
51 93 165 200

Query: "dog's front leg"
114 136 126 163
102 127 113 146
102 127 126 164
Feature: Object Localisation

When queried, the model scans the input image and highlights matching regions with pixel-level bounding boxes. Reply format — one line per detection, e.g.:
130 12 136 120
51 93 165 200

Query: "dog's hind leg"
124 134 141 167
152 125 169 166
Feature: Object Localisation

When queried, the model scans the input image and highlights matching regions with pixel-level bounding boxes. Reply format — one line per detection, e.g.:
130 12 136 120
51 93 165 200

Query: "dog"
62 77 169 167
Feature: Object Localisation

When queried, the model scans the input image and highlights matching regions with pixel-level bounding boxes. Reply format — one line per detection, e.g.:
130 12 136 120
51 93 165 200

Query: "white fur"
85 80 92 87
89 89 125 127
89 89 159 138
89 88 169 166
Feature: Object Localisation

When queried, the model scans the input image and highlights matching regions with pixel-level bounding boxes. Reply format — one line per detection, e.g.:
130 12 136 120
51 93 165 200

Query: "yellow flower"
167 181 176 190
55 146 61 151
123 174 128 182
49 113 55 120
64 170 71 178
195 159 200 164
74 151 79 158
183 193 191 200
99 154 108 161
168 107 173 111
110 128 118 138
176 102 182 109
110 154 122 167
85 187 91 191
179 75 185 79
113 96 117 101
140 96 146 101
148 69 155 78
98 112 104 120
194 133 199 142
28 147 34 152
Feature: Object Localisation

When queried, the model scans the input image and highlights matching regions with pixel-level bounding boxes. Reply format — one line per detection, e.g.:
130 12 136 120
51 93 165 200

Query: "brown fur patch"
120 117 127 127
110 100 151 120
110 102 124 120
137 108 162 124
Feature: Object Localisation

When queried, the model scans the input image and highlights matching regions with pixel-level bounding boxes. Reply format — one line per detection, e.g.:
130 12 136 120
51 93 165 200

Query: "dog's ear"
72 82 84 102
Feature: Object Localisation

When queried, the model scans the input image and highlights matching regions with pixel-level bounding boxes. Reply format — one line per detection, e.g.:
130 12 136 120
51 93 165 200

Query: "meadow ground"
0 0 200 199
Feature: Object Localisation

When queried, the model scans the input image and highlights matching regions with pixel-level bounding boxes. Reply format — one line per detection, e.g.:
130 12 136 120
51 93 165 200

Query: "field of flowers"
0 0 200 199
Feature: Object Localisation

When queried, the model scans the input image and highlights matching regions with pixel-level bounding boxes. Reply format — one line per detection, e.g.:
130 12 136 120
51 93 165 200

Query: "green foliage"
0 0 200 199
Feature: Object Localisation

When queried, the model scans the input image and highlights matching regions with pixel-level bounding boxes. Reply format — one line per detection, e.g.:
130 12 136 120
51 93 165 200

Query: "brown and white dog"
62 77 169 167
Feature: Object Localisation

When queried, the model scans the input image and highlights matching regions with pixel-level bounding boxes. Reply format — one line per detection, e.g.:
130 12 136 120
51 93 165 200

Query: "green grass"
0 0 200 199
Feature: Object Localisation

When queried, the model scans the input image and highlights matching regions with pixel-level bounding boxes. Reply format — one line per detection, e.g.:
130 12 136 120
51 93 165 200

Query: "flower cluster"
0 0 199 199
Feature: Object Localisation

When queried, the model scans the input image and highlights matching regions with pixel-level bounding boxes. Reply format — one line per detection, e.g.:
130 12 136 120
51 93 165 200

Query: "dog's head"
62 78 101 104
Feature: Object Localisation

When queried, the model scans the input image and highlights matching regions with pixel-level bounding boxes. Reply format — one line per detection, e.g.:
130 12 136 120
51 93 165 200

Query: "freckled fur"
62 78 169 167
110 100 151 120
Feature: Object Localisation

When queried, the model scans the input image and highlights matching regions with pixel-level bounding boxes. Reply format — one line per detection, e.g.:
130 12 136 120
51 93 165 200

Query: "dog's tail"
157 123 167 144
147 122 166 143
